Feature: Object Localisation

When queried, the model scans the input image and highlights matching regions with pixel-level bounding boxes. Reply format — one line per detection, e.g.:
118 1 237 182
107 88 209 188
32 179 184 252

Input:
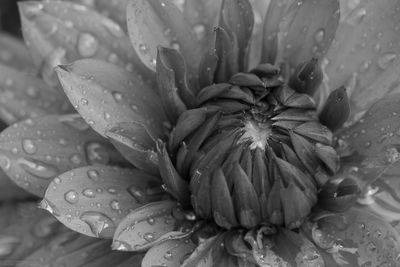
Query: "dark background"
1 0 22 37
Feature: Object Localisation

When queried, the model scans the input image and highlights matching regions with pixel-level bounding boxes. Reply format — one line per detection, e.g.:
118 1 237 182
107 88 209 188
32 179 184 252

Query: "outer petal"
112 200 193 251
303 207 400 266
0 169 32 201
324 0 400 121
0 114 128 196
127 0 201 75
55 59 167 139
0 64 71 124
42 166 164 239
276 0 340 70
18 231 140 267
19 1 152 87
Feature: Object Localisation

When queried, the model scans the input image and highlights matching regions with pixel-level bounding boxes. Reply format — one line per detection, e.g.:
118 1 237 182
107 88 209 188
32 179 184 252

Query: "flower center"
169 64 339 230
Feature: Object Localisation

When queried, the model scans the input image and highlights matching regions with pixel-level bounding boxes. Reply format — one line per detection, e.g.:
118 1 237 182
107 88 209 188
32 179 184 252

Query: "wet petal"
55 59 167 138
0 64 71 124
112 200 193 251
0 202 65 262
19 1 152 87
18 231 137 267
336 93 400 168
141 236 197 267
42 166 164 238
0 114 128 196
127 0 201 74
303 207 400 266
324 0 400 121
0 32 34 71
0 169 32 201
219 0 254 71
277 0 340 70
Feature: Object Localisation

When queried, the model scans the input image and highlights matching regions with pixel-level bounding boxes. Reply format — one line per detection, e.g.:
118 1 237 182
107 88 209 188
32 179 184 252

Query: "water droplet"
311 224 334 249
314 29 325 43
81 98 88 105
54 177 62 184
0 236 20 257
385 147 400 163
143 232 154 242
22 139 37 154
164 251 173 261
87 169 100 181
193 23 206 40
18 158 59 179
150 58 157 68
139 43 149 54
80 211 116 238
171 42 180 51
39 198 61 216
110 199 120 210
112 91 123 102
377 52 397 70
147 217 155 225
354 8 367 23
69 153 83 165
77 33 99 57
85 142 110 165
127 185 147 203
82 188 96 198
0 155 11 171
112 240 132 251
65 190 79 204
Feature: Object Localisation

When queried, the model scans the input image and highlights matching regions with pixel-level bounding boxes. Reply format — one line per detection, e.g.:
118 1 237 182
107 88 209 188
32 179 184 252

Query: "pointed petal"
0 114 128 196
18 231 135 267
112 200 194 251
336 93 400 167
0 32 34 71
324 0 400 121
277 0 340 69
294 121 333 145
127 0 201 74
142 237 197 267
0 64 71 124
319 86 350 132
42 166 164 238
19 1 152 86
55 59 167 138
303 207 400 266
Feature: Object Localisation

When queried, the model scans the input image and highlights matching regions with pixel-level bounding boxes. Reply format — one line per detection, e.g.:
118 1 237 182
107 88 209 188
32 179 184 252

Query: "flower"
0 0 400 266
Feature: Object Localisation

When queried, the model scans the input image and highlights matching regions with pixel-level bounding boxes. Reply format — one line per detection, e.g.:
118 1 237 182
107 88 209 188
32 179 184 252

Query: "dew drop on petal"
112 240 132 251
127 185 147 203
69 153 83 165
112 91 123 103
64 190 79 204
80 211 116 237
110 199 120 210
82 188 96 198
314 29 325 43
0 155 11 171
143 232 154 242
139 43 149 54
147 217 155 225
87 169 100 181
377 52 397 70
85 142 110 165
77 33 99 57
164 251 173 261
311 224 334 249
0 236 20 257
22 139 37 155
18 158 59 180
193 23 206 41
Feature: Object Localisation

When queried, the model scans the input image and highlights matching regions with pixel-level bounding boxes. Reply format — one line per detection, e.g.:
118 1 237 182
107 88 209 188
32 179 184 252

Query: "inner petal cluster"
169 64 339 230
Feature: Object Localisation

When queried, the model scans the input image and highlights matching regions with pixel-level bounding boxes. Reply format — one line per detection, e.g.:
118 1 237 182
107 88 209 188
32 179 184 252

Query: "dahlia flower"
0 0 400 266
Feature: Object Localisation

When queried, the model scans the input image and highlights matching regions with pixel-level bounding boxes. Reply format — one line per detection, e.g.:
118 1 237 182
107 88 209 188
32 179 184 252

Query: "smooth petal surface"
113 201 193 251
277 0 340 70
0 169 32 201
324 0 400 121
42 166 164 238
0 32 34 72
142 237 197 267
303 207 400 266
56 59 167 138
0 64 71 124
19 1 152 87
17 231 137 267
0 114 128 196
127 0 201 74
